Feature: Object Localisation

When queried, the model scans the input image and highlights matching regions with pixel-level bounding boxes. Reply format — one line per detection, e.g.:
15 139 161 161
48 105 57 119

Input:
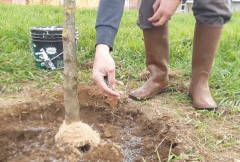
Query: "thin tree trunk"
63 0 79 124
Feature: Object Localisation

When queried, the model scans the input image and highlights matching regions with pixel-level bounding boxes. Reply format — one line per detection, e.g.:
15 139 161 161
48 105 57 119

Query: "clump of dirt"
170 80 189 94
54 84 120 109
0 85 183 161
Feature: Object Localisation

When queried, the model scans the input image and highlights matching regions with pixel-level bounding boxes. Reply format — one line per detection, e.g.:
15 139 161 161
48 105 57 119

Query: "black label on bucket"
32 41 64 70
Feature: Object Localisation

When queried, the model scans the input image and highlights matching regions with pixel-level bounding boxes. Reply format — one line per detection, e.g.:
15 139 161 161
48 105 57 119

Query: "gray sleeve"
95 0 125 51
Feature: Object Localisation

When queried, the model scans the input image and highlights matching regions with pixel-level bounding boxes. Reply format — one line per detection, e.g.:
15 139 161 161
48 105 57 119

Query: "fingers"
153 0 160 13
107 69 116 89
152 15 169 26
150 0 178 26
148 9 163 23
116 80 124 86
93 71 124 99
108 69 124 87
112 87 124 95
93 74 121 98
114 80 124 95
148 9 170 27
107 69 124 95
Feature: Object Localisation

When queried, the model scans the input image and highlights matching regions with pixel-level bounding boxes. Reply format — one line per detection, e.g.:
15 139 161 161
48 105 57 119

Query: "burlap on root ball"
55 121 100 149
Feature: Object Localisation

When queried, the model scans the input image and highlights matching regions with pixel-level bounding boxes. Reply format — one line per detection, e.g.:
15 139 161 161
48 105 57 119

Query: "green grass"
0 3 239 110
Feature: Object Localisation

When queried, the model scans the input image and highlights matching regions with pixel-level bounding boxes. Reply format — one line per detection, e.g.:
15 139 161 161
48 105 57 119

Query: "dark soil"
0 85 182 162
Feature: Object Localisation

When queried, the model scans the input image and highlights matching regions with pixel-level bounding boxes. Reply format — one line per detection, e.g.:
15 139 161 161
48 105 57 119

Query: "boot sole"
194 107 218 111
129 87 170 101
188 93 218 111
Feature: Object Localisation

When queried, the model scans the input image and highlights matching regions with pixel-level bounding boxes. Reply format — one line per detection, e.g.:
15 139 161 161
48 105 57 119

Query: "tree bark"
63 0 79 124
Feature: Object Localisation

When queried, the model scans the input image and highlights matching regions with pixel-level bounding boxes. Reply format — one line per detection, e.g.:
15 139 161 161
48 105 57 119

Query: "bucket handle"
50 52 63 61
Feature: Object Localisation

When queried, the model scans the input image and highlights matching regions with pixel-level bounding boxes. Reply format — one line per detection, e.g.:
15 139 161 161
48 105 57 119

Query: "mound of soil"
0 85 182 162
54 85 120 109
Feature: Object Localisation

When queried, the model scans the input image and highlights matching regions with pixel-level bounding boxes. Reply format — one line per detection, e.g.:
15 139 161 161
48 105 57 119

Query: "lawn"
0 2 239 109
0 3 240 161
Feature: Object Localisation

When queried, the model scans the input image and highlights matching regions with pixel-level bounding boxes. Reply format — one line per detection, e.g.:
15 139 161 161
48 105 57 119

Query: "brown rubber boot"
129 23 169 101
189 24 223 111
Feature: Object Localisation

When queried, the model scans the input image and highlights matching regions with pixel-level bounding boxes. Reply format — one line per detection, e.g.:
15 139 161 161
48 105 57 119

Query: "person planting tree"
92 0 232 111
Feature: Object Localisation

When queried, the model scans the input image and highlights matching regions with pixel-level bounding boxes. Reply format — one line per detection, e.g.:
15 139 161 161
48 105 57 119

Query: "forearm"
95 0 125 50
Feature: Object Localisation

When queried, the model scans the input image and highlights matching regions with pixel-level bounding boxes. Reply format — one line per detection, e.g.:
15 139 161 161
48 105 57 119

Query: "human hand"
92 44 124 99
148 0 180 26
